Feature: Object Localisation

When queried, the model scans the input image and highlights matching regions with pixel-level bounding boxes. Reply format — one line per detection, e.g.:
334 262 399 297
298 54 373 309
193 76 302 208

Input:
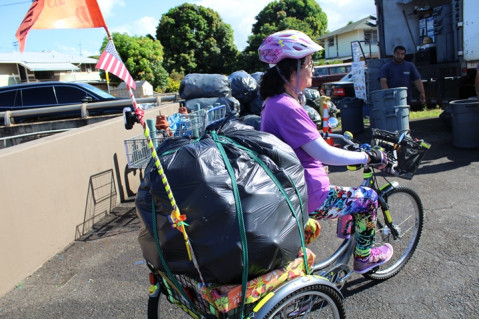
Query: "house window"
328 37 334 47
35 71 55 80
364 30 378 45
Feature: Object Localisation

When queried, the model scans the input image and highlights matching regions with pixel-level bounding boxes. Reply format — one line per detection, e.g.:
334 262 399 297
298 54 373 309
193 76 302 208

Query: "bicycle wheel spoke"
365 187 424 280
265 283 345 319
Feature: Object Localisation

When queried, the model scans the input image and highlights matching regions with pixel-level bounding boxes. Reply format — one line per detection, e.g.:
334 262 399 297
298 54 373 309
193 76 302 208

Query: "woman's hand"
366 149 388 169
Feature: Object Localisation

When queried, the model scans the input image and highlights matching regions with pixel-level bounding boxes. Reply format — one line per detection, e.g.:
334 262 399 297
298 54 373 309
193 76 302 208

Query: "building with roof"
112 80 154 98
318 15 379 61
0 51 101 87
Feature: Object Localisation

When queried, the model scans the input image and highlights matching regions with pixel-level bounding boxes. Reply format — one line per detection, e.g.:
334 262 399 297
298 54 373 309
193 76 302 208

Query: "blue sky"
0 0 376 56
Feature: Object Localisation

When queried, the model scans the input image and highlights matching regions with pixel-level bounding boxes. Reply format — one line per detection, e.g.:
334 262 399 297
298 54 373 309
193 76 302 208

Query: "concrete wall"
0 102 179 297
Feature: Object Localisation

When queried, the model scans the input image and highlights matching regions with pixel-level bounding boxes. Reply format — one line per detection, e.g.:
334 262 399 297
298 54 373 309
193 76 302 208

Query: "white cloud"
131 16 158 36
98 0 126 18
111 16 157 37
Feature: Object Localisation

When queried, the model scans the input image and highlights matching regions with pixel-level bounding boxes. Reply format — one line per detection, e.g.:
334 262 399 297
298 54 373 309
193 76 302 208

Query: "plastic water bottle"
337 214 352 239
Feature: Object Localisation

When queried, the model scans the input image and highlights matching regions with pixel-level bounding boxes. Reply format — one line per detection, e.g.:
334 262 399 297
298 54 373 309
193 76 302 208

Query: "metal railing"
0 129 71 148
0 94 179 127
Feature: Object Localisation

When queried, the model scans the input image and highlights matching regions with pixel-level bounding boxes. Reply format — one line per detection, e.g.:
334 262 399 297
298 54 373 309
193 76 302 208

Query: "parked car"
320 72 355 103
0 81 128 122
310 62 352 89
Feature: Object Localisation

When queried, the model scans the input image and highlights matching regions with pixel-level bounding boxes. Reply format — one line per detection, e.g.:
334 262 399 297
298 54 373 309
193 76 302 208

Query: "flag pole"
102 27 204 284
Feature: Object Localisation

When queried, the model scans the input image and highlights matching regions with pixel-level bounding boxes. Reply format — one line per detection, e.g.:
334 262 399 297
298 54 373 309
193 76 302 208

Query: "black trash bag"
245 91 264 116
250 71 264 85
184 96 240 116
303 104 322 128
228 70 258 104
136 119 308 284
239 114 261 130
179 73 231 99
304 88 321 101
303 88 321 112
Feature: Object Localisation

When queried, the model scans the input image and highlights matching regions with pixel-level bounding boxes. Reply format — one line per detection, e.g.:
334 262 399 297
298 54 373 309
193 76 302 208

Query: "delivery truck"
370 0 478 107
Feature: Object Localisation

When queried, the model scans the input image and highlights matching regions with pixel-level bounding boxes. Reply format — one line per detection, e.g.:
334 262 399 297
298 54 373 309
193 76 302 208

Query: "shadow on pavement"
76 204 140 242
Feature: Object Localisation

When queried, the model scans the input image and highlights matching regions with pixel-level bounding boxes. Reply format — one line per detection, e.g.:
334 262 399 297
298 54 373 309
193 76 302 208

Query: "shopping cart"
124 105 226 169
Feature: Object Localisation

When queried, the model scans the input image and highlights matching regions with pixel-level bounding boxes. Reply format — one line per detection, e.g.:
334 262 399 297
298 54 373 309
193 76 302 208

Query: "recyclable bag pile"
136 120 308 284
228 70 263 116
179 73 239 116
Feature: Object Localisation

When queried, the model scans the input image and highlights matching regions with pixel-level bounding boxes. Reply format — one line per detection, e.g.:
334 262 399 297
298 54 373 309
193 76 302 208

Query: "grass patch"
409 108 442 120
337 108 443 130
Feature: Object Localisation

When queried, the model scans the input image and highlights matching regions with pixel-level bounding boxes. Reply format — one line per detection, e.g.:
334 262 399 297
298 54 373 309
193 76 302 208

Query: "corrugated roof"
318 15 377 40
0 51 97 65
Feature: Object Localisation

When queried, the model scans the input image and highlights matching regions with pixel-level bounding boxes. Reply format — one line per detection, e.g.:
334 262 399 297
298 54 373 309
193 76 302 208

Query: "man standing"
379 45 426 105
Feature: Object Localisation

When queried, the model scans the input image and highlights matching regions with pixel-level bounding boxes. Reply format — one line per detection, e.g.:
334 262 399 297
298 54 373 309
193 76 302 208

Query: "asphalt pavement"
0 116 478 319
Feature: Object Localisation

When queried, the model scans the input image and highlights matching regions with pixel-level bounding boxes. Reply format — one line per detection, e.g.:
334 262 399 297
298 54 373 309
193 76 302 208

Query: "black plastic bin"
338 97 364 134
449 99 479 148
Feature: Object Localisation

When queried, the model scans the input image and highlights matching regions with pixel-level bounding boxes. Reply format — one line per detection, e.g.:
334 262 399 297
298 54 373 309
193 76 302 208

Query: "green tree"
99 33 168 91
156 3 239 75
236 0 328 73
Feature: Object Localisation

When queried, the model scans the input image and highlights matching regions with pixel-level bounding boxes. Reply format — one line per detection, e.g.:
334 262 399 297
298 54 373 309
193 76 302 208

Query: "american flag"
96 40 136 90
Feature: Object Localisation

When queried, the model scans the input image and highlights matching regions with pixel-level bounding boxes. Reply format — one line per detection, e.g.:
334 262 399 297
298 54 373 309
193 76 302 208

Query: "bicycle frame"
310 164 401 287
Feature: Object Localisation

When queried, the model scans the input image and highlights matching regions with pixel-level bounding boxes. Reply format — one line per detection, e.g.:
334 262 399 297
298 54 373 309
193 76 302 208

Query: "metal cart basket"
124 105 226 169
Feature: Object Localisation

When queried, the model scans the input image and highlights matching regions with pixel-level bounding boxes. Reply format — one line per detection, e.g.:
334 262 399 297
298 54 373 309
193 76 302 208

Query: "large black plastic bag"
179 73 231 99
184 96 240 116
136 120 308 284
228 70 258 104
250 71 264 85
239 114 261 130
245 91 264 115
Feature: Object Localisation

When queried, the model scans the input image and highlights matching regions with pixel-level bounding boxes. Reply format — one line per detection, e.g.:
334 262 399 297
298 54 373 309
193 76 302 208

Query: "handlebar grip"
347 164 363 171
343 131 353 140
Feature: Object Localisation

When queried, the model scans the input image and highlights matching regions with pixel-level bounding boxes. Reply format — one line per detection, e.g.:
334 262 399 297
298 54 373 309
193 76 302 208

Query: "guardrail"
0 94 179 127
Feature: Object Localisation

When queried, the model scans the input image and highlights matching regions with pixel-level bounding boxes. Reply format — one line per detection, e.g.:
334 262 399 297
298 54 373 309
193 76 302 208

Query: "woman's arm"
302 137 369 166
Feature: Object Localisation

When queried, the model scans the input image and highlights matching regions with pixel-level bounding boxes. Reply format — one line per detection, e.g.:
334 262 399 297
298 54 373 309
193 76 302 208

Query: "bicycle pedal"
326 264 352 289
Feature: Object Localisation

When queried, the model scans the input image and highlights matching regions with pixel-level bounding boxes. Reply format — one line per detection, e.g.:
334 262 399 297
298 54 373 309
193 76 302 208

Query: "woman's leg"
310 185 378 258
311 185 393 273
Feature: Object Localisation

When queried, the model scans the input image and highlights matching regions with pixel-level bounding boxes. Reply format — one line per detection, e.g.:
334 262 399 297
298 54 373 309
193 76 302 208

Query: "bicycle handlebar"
322 131 400 175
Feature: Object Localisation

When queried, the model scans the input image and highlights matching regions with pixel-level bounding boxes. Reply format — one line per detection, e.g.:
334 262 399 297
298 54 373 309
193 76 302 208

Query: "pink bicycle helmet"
259 30 323 64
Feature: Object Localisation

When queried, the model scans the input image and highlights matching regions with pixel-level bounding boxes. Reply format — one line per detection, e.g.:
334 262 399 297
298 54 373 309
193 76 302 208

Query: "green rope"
211 130 249 318
217 135 310 273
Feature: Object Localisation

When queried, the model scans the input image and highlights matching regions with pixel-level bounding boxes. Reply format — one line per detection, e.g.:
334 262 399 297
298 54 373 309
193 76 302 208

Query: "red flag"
15 0 107 53
96 40 136 90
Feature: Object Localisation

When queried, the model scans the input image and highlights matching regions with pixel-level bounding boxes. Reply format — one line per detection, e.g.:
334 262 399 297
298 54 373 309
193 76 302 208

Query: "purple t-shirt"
261 94 330 212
